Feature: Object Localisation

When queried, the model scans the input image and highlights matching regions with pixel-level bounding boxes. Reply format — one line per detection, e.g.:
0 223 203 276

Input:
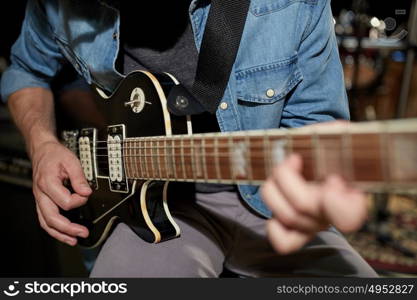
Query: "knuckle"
272 164 285 181
293 201 310 215
60 201 72 211
36 176 48 190
61 198 81 211
43 214 55 226
38 218 47 230
280 212 297 228
78 197 88 206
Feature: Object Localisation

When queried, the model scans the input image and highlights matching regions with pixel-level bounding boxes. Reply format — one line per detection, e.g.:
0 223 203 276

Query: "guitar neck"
121 119 417 192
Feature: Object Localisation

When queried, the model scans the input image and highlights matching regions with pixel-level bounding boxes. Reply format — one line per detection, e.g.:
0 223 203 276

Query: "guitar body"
62 71 188 248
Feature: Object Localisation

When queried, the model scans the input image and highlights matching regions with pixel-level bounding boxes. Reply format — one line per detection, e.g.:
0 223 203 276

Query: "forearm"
7 87 58 159
7 88 90 246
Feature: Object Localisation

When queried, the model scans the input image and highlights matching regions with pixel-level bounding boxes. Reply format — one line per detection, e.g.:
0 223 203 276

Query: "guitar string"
76 140 395 179
75 137 401 146
78 144 386 151
76 141 388 150
74 135 409 147
70 131 414 145
82 146 390 158
93 153 392 174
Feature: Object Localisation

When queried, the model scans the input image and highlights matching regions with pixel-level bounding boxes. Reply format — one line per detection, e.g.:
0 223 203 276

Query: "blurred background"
0 0 416 277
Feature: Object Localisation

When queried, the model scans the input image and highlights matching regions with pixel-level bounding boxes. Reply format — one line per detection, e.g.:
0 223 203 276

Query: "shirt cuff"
1 67 50 102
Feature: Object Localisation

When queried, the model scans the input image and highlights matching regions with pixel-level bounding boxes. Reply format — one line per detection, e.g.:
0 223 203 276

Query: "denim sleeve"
0 0 64 102
280 0 349 128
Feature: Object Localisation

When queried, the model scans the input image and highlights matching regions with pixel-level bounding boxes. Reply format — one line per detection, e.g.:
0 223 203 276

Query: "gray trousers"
90 191 378 277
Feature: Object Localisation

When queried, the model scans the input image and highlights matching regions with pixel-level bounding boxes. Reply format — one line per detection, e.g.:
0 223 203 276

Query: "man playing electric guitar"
1 0 377 277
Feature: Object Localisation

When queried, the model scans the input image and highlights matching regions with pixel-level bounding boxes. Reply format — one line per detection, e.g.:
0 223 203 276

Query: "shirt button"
220 102 228 110
112 32 119 40
266 89 275 98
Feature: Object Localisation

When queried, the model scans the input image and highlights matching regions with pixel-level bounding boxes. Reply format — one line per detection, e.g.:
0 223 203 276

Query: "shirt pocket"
250 0 314 17
235 53 303 104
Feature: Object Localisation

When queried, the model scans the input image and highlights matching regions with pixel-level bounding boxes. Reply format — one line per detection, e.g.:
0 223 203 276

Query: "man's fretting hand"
261 127 367 255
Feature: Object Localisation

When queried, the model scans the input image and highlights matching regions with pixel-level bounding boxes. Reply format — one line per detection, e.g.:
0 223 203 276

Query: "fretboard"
122 119 417 192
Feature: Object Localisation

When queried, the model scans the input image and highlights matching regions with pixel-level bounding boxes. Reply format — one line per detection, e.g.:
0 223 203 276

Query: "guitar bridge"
78 128 99 190
107 125 129 193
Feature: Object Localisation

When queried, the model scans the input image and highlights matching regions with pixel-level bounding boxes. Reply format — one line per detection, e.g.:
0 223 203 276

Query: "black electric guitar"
60 70 417 248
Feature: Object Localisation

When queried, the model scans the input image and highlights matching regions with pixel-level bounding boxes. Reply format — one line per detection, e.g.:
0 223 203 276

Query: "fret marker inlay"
271 140 287 166
232 141 249 178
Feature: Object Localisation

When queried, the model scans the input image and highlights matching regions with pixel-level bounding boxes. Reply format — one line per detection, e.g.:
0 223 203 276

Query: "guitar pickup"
62 130 79 154
107 125 129 193
78 128 99 190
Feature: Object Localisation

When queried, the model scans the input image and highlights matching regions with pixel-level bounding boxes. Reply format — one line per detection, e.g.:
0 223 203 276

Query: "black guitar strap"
167 0 251 115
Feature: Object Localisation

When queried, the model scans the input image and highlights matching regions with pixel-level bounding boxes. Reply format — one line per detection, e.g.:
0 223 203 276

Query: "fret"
123 140 129 178
151 139 156 179
286 132 293 156
205 138 217 181
190 137 197 181
126 140 131 178
180 138 186 179
292 135 314 181
341 132 354 181
263 132 272 179
183 138 193 180
351 133 384 182
128 140 133 178
317 134 344 180
140 139 147 178
141 138 146 178
129 140 134 178
214 137 221 181
153 138 159 179
194 138 204 179
389 132 417 182
173 138 183 179
155 139 160 178
228 136 236 183
156 138 163 180
163 139 170 179
269 136 287 169
171 138 178 179
160 139 167 179
249 136 266 181
137 139 144 178
122 140 127 178
145 138 151 179
245 135 253 183
312 133 321 181
217 137 231 180
202 138 208 181
133 140 140 178
150 138 157 179
379 132 390 183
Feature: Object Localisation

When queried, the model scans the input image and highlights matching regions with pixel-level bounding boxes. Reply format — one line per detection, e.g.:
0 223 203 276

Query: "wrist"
27 131 59 160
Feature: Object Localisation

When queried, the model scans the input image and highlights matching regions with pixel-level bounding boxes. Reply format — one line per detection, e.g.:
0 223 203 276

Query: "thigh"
90 217 225 277
225 202 378 277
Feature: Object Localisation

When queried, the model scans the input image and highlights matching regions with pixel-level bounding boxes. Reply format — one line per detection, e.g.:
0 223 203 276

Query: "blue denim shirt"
0 0 349 218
